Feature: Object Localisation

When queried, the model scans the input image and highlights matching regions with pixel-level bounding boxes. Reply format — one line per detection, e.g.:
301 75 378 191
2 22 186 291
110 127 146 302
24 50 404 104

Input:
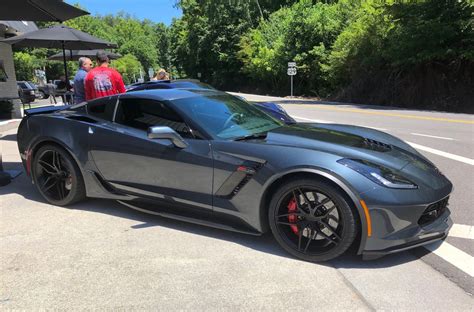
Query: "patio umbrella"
48 49 122 62
0 0 89 22
1 24 117 84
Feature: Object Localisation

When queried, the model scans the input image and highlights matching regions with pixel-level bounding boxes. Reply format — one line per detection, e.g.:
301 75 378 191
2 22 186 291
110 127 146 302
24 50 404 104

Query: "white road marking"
293 116 334 123
292 116 390 131
449 224 474 240
424 241 474 277
407 142 474 166
411 133 455 141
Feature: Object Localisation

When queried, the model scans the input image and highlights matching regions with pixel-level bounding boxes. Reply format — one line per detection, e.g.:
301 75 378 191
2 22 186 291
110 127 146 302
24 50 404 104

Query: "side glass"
115 98 194 138
86 97 117 121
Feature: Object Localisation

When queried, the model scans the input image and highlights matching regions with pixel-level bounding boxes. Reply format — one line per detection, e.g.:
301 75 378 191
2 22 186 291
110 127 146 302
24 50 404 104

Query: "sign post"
287 62 297 97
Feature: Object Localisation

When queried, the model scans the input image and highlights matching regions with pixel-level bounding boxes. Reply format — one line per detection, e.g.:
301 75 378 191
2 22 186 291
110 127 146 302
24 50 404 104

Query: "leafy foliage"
111 54 143 84
12 0 474 111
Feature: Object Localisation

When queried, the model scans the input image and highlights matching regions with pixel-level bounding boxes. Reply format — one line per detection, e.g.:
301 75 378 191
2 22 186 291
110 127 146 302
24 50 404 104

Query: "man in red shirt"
84 51 126 100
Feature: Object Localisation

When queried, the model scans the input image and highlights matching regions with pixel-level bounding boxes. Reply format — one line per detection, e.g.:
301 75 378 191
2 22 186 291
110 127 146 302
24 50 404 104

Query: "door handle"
88 126 94 134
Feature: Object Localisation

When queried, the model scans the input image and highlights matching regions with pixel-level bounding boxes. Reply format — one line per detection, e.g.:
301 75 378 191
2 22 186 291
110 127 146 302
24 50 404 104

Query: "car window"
172 94 283 140
115 98 193 138
26 82 37 89
86 97 117 121
18 82 28 89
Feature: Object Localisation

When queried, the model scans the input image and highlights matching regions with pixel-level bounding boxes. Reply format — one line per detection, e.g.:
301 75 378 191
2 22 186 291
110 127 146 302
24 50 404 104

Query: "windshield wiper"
233 132 268 141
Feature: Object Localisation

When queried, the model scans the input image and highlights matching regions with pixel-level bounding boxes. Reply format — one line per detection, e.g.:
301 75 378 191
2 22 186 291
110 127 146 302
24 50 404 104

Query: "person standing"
56 75 73 104
151 68 169 81
73 57 93 104
84 51 125 101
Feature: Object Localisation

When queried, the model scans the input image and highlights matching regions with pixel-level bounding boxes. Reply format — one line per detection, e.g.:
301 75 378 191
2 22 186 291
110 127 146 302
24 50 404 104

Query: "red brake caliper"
287 197 299 235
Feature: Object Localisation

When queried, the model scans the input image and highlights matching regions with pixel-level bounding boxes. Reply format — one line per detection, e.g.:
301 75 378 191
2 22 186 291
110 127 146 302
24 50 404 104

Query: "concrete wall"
0 26 22 118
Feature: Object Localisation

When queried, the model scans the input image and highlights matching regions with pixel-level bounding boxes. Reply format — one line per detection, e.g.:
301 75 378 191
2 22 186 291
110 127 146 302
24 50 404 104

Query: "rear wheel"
32 145 86 206
269 179 358 262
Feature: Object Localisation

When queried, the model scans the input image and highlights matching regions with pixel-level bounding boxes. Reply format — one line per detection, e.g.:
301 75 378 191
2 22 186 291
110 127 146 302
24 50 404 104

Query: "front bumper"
362 208 452 260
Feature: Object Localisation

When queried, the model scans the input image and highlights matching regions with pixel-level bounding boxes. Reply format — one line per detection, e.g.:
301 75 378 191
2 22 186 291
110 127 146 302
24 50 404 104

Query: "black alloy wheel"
33 145 86 206
269 179 358 262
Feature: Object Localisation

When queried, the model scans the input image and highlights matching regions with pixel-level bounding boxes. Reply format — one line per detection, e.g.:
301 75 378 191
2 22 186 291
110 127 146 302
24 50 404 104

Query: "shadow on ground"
0 134 17 141
0 159 423 270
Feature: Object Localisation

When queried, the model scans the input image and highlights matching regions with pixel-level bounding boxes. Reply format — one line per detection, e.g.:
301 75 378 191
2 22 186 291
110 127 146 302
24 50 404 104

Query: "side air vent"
363 138 392 152
216 162 264 198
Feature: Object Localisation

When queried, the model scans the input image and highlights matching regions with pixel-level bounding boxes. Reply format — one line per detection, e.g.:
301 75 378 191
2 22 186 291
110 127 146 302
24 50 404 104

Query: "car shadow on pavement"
0 134 17 141
1 160 421 269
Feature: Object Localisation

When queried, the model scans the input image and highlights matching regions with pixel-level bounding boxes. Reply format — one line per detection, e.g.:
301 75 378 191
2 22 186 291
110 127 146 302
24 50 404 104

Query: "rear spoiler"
24 105 68 116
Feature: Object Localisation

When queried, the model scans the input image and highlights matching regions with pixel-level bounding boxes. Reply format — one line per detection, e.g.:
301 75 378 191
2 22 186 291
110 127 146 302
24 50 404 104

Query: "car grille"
418 197 449 226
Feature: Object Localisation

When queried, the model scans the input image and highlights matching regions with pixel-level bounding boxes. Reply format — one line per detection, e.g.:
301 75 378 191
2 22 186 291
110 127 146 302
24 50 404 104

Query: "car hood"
261 123 433 171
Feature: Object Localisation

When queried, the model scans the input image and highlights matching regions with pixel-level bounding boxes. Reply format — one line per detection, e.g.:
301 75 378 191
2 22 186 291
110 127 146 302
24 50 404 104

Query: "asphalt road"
1 96 473 309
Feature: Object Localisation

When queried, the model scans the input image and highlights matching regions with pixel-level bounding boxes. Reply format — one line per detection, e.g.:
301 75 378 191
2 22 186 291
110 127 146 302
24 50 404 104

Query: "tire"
39 90 49 99
268 178 358 262
32 145 86 206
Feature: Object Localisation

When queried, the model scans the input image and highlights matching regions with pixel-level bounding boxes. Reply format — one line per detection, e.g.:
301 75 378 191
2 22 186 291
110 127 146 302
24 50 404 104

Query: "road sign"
288 62 296 68
287 68 297 76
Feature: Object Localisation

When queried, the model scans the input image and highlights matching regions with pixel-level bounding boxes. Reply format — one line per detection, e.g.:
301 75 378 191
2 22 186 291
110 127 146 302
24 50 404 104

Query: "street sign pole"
290 75 293 97
287 61 296 97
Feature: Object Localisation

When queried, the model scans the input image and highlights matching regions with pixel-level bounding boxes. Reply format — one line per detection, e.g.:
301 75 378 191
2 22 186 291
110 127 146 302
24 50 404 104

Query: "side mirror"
147 126 188 149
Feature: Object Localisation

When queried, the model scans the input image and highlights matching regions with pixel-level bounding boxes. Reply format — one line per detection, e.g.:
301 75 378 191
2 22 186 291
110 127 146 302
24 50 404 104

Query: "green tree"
111 54 143 84
13 52 36 81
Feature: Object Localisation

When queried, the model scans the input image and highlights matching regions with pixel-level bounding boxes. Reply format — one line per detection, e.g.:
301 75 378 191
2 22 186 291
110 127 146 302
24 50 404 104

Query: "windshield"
173 93 283 140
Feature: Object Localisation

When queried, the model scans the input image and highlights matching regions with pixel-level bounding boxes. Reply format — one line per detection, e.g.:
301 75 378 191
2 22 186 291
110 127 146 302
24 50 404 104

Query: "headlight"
337 158 418 189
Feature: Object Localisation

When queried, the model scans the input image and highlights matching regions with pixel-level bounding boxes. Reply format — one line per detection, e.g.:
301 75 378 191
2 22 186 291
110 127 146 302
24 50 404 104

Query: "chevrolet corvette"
17 89 452 261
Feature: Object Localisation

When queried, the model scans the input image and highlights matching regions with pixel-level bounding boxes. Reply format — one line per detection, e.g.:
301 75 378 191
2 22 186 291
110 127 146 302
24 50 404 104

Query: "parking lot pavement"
1 121 473 309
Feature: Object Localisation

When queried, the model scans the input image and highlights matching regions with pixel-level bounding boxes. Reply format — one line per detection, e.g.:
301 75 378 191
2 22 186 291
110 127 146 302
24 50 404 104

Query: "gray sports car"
17 89 453 262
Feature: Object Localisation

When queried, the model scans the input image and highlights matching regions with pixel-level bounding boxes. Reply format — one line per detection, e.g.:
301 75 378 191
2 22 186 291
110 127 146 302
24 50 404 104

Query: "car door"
87 95 214 211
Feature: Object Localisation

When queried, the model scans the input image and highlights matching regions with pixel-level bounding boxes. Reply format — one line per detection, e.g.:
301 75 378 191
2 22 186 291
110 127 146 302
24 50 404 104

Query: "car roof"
127 79 214 90
120 88 226 102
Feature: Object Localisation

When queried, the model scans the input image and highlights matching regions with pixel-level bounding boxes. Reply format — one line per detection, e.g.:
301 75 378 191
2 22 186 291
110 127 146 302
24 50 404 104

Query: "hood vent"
363 138 392 152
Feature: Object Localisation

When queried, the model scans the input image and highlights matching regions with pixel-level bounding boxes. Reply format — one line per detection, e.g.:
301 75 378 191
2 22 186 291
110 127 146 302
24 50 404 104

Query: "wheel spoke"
297 228 303 251
297 188 313 211
316 228 338 245
291 191 306 214
276 221 297 226
53 151 62 171
38 160 57 174
42 178 58 193
56 181 65 200
276 212 303 218
318 220 342 241
327 214 339 223
303 229 317 253
56 153 63 171
314 197 331 210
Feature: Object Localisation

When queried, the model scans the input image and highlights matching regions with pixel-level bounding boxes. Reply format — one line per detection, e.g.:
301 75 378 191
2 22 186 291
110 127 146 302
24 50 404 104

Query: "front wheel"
32 145 86 206
39 90 49 99
269 179 358 262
